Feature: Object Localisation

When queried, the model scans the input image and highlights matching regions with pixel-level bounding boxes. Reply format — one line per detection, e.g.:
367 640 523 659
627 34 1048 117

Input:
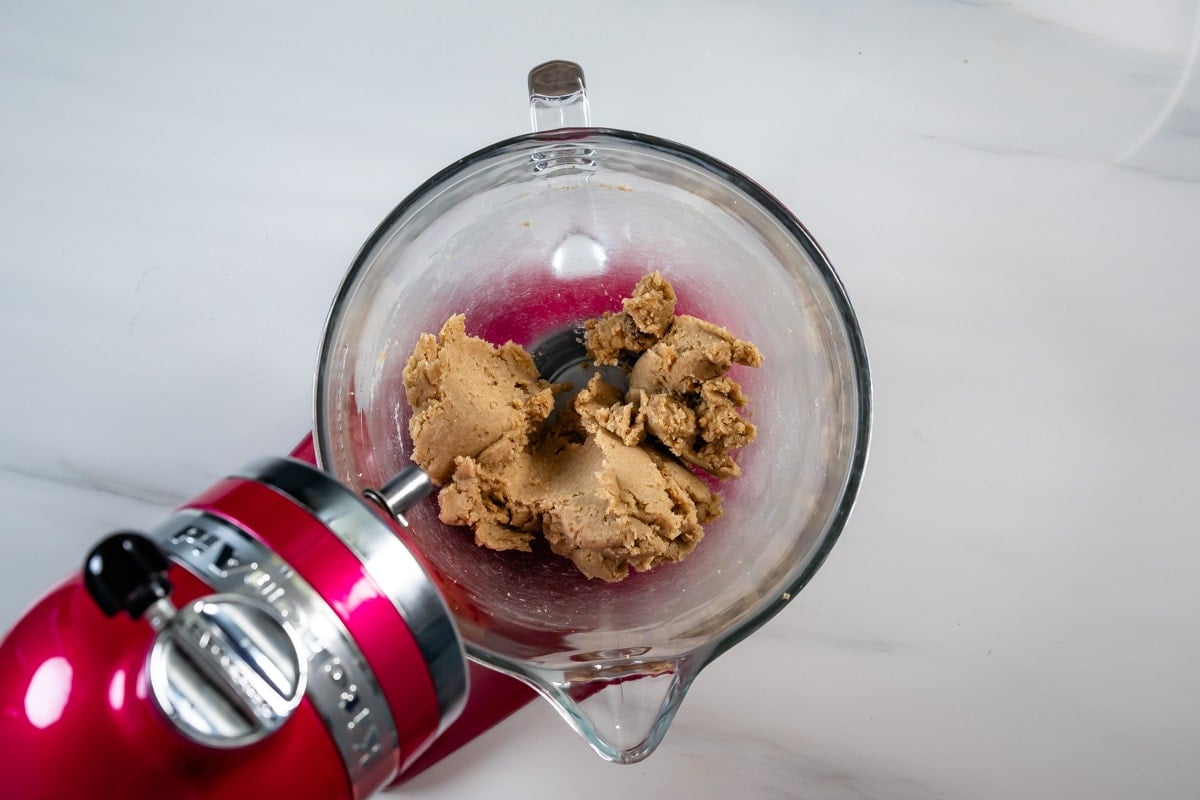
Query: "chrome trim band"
153 509 399 799
235 458 468 730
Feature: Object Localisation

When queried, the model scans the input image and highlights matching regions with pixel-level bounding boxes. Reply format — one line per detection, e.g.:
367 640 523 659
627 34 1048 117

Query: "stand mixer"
0 62 871 799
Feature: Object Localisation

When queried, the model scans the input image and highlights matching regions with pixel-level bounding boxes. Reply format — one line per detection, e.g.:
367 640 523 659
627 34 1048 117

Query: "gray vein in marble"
1115 160 1200 186
671 718 944 800
794 631 900 657
0 461 185 507
915 131 1200 186
961 0 1200 58
1116 6 1200 164
751 620 904 657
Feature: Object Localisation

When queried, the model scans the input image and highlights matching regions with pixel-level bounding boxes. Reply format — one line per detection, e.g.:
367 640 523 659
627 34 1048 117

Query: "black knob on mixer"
83 531 173 619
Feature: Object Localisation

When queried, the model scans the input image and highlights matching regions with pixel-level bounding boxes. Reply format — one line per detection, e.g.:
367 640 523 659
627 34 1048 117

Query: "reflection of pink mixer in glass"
0 62 870 799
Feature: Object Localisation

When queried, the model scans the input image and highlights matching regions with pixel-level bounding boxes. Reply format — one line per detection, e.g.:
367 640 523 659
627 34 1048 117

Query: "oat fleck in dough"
403 273 761 581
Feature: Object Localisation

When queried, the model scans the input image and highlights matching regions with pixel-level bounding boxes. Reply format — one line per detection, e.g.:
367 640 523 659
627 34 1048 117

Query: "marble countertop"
2 2 1198 797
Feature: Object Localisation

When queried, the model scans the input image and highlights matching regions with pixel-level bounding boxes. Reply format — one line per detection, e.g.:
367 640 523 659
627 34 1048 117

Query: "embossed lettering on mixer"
160 514 391 775
401 272 762 582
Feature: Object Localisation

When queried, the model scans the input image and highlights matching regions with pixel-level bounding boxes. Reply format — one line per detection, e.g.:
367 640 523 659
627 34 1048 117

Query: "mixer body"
0 456 533 800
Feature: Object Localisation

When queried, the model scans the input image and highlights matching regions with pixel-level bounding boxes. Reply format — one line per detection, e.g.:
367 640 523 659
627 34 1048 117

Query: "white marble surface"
3 1 1199 797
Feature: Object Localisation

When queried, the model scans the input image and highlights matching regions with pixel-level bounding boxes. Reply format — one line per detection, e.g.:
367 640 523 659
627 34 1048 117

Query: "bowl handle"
528 60 591 132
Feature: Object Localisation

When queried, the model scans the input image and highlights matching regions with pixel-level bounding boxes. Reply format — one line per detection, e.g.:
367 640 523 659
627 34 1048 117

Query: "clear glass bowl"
314 67 870 763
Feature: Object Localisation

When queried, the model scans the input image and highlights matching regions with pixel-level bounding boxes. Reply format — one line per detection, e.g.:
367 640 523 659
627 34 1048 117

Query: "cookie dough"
403 273 761 581
585 276 762 478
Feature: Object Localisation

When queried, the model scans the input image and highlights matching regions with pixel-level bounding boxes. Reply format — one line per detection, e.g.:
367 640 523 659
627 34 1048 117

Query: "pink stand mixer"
0 62 871 799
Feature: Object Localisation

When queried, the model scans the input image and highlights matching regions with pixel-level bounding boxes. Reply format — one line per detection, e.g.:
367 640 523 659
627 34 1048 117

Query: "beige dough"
585 280 763 479
403 273 761 581
402 314 557 485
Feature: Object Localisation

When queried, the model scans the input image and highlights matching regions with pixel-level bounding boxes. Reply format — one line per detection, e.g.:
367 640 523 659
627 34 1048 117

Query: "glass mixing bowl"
314 62 870 763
